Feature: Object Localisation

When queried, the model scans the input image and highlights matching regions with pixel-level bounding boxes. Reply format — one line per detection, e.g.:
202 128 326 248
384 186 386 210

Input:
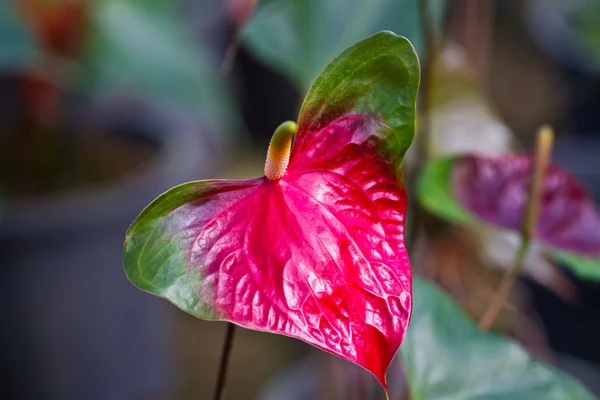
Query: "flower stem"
418 0 435 158
213 323 237 400
478 125 554 331
478 238 530 331
221 39 240 74
406 0 437 252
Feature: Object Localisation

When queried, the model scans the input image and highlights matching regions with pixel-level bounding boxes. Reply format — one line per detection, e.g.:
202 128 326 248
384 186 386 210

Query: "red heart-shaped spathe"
148 115 410 386
123 31 419 391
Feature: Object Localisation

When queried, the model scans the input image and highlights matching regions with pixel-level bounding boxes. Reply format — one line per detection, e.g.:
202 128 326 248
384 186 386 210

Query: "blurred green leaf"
82 0 234 130
243 0 446 89
416 155 476 225
401 278 596 400
0 0 38 71
551 250 600 281
571 1 600 67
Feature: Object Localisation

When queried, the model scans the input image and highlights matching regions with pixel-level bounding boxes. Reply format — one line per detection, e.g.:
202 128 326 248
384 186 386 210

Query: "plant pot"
0 96 226 399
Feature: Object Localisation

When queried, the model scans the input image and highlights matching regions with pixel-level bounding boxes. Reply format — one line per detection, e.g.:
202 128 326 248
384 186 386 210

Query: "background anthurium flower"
123 31 420 391
418 153 600 280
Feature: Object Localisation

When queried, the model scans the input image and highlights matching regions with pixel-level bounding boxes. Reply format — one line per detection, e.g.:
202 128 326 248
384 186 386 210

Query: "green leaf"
0 0 38 71
81 0 234 130
571 2 600 67
243 0 446 90
123 180 226 319
416 155 475 224
551 250 600 281
401 278 596 400
298 31 420 166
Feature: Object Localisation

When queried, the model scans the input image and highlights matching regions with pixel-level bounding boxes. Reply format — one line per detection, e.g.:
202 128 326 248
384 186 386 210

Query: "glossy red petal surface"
124 32 417 391
453 154 600 257
173 115 410 386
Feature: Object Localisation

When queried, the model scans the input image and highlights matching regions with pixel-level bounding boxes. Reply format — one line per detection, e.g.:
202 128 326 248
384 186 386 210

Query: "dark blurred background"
1 0 600 399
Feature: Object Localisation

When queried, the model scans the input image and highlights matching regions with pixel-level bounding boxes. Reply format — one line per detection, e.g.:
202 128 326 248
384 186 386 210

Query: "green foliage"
243 0 446 89
81 0 235 130
401 278 596 400
0 0 38 71
123 180 218 319
417 155 476 224
299 31 420 166
572 1 600 66
551 250 600 281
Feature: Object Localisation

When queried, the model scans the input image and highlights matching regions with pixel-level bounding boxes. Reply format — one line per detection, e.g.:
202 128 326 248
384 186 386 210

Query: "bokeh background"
2 0 600 399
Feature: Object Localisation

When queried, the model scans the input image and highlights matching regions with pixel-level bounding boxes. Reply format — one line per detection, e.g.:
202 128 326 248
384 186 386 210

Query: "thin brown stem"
478 239 529 331
478 126 554 331
475 0 493 92
448 0 494 91
220 39 240 74
418 0 435 158
406 0 437 252
213 323 237 400
523 126 554 239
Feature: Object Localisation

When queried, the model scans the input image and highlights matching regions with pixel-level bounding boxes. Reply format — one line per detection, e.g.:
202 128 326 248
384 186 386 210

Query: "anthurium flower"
418 153 600 280
123 31 419 391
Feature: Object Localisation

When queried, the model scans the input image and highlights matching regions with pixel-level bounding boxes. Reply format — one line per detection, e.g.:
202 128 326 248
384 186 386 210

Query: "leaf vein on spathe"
283 184 365 334
271 190 333 333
